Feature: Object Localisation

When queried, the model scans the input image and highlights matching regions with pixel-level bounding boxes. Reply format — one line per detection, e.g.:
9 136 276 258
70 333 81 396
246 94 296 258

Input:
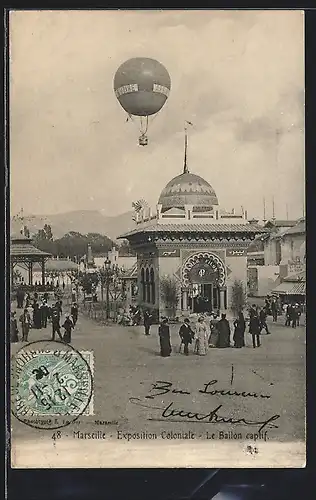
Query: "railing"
79 300 127 325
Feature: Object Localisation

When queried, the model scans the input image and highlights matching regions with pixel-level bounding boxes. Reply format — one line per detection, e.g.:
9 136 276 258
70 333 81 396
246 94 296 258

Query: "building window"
150 268 155 305
141 268 145 301
145 268 150 303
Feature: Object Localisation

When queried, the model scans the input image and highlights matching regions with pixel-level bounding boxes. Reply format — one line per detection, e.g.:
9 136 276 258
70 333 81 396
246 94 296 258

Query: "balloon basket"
139 135 148 146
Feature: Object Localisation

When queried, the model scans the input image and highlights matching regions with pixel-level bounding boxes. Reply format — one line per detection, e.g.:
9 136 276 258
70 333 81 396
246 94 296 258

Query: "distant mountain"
10 209 135 241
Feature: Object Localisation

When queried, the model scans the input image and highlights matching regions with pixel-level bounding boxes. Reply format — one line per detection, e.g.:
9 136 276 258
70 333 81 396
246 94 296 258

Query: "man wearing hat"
51 302 63 341
178 318 194 355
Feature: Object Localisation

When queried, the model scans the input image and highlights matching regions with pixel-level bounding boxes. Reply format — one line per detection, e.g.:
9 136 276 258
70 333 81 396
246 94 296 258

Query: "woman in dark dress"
233 311 246 348
62 314 74 343
217 314 231 348
33 302 42 329
158 318 172 357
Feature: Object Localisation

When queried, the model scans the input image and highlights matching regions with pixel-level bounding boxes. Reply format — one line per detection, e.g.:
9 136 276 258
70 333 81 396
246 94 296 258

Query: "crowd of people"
142 299 304 357
15 280 67 294
264 295 303 328
154 312 246 357
10 290 79 344
11 286 304 355
283 303 302 328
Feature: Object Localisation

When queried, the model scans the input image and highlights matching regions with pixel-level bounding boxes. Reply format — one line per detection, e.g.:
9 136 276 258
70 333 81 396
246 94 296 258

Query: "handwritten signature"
145 380 271 400
131 375 278 433
130 397 280 433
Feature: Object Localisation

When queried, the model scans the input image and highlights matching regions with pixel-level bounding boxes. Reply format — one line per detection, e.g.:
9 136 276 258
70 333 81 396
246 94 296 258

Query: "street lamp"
101 259 122 320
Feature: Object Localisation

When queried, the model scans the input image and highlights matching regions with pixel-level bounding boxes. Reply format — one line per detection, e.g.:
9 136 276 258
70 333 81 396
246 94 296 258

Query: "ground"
10 307 306 467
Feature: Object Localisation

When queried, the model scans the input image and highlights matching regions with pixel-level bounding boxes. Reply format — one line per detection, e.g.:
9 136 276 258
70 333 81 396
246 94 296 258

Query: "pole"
184 125 188 174
29 262 33 285
183 120 193 174
106 278 110 320
263 197 266 224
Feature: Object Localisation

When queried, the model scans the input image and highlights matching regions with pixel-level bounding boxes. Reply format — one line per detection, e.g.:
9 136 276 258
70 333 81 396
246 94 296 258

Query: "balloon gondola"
114 57 171 146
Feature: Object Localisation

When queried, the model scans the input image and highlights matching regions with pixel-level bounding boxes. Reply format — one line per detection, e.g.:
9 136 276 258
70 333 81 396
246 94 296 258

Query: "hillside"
10 209 135 241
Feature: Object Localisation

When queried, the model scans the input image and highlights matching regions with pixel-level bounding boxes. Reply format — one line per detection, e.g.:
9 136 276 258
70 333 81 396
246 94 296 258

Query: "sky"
10 10 305 221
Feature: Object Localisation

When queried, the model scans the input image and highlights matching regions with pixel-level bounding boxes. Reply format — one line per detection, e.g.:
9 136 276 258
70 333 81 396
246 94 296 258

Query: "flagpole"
184 125 188 174
183 120 193 174
263 197 266 225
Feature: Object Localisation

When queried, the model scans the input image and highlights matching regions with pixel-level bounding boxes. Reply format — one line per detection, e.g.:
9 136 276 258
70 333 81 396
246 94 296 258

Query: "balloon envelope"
114 57 171 116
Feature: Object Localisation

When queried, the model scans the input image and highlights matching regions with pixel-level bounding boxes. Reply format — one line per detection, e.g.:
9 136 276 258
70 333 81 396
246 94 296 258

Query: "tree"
32 227 115 260
160 276 179 318
55 232 114 259
34 224 53 242
78 272 99 295
55 232 87 259
43 224 53 241
33 225 57 255
231 279 246 314
86 233 113 253
34 238 57 255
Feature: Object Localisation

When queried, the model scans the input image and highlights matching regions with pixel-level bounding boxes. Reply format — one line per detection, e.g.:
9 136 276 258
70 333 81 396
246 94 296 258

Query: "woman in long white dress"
194 316 208 355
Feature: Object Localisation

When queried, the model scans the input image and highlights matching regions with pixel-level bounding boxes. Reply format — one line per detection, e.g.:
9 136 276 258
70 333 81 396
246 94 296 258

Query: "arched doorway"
182 252 226 313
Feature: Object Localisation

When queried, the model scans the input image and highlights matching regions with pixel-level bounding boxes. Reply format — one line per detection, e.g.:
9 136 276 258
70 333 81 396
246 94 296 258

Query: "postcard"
8 9 305 468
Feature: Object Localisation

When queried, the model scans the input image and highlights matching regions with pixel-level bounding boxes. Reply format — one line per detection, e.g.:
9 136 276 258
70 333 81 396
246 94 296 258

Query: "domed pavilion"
119 141 267 320
158 171 219 211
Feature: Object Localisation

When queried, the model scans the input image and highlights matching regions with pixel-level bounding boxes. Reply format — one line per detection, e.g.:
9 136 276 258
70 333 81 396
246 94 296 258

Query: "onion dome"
158 172 219 211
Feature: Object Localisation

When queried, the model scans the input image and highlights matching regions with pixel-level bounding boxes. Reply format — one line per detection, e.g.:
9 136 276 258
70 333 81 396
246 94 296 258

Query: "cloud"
10 10 304 220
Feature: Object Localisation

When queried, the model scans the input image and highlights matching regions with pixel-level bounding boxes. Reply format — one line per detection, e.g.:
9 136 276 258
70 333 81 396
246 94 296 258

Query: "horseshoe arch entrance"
182 252 226 313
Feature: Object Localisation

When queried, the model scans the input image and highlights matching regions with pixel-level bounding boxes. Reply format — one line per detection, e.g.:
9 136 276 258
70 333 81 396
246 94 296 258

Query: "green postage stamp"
11 341 94 429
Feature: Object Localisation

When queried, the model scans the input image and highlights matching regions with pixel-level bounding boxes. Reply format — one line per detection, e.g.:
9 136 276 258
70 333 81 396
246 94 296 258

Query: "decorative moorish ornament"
182 252 226 288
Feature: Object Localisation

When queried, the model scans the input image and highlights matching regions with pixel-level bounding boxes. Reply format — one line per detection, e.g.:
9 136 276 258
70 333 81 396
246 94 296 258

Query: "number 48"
52 431 62 441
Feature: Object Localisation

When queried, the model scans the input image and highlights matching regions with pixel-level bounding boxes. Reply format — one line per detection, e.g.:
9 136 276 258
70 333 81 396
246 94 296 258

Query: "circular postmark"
11 340 94 430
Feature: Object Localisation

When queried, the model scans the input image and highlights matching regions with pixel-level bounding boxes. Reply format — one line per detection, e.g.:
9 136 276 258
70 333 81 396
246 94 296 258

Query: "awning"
273 281 306 295
283 270 305 282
